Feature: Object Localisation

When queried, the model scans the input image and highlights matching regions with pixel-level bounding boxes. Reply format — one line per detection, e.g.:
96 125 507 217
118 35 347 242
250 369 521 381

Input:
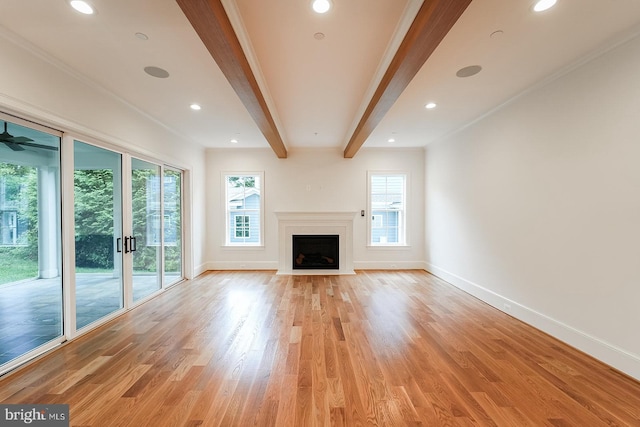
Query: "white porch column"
37 166 60 279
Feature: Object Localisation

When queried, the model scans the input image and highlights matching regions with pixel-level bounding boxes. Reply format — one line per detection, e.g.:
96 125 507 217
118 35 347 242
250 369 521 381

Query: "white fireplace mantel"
275 211 357 275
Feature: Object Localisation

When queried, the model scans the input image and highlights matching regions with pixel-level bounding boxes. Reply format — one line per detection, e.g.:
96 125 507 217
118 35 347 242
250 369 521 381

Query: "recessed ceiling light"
144 66 170 79
190 104 201 111
456 65 482 78
312 0 331 14
314 32 325 40
70 0 94 14
231 139 239 144
388 138 396 143
135 32 149 41
533 0 557 12
425 102 437 109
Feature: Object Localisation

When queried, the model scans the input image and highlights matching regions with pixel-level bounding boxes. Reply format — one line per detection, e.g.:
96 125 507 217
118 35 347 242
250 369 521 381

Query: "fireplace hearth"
292 235 339 270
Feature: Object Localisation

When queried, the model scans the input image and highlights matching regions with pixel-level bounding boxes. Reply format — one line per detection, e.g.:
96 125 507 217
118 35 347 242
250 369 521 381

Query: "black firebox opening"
292 235 339 270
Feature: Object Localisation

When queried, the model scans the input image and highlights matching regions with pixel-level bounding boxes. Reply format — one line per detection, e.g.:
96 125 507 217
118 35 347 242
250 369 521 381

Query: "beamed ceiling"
0 0 639 158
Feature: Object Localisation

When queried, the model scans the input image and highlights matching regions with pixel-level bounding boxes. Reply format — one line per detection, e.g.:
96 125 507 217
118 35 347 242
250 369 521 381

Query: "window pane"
163 169 182 286
0 120 62 370
386 176 404 193
226 174 261 245
74 141 123 329
369 174 406 245
131 158 162 302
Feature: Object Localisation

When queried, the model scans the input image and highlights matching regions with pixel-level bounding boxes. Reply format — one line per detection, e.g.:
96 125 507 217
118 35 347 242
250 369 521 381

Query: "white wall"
206 147 425 270
0 30 207 277
425 34 640 380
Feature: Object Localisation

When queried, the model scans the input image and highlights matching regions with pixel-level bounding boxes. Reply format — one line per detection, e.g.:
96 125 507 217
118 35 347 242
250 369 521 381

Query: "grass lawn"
0 248 37 285
76 267 113 274
0 247 167 285
0 249 115 286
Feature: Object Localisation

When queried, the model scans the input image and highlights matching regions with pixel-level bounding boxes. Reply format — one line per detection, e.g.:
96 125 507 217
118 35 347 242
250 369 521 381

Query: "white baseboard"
205 261 279 271
204 261 425 271
193 263 209 278
425 262 640 382
276 269 356 276
354 261 425 270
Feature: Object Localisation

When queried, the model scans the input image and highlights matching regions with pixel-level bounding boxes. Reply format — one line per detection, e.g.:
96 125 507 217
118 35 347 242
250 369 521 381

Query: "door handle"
116 237 122 253
122 236 136 254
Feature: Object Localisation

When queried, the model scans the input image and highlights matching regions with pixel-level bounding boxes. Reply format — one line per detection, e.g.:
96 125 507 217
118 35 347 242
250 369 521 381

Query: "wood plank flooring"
1 270 639 426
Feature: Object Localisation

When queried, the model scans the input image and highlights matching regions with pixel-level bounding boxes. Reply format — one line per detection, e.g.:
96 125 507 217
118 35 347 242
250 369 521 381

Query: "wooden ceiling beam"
176 0 287 158
343 0 472 158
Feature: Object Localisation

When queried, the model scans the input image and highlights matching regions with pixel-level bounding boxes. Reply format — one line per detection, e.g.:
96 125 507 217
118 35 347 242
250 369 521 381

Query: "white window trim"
222 171 264 247
367 171 408 247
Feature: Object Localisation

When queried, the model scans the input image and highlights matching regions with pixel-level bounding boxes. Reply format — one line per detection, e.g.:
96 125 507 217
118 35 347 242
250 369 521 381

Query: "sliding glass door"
130 160 184 297
74 141 123 329
164 168 182 286
131 158 162 302
1 122 185 374
0 117 62 371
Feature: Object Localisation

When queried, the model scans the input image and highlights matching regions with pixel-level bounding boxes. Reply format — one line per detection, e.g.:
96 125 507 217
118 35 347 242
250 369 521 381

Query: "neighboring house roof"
228 187 259 201
228 188 260 209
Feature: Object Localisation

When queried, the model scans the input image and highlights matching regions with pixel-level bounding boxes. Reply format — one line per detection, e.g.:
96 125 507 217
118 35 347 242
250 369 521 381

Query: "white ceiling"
1 0 639 153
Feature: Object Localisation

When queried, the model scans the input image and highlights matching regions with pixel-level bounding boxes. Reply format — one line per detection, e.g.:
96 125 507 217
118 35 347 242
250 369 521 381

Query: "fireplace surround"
275 211 356 275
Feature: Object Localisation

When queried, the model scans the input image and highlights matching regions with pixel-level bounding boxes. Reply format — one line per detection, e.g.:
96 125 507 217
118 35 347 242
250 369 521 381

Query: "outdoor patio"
0 274 169 366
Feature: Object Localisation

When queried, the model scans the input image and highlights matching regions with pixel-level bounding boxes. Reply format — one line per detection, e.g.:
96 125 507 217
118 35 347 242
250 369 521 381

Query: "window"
235 215 250 238
369 173 406 246
224 173 263 245
0 175 29 246
1 211 18 245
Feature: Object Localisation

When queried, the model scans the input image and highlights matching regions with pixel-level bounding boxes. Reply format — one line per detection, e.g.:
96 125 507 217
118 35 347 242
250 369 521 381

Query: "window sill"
222 244 265 250
367 244 411 250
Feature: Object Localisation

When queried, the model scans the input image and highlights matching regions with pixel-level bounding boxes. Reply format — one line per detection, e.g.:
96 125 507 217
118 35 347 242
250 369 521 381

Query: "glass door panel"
74 141 123 329
0 119 62 370
1 117 187 374
131 158 161 301
163 168 182 286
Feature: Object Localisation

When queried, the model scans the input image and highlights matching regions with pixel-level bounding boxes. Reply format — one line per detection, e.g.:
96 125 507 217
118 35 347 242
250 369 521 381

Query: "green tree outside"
0 163 38 285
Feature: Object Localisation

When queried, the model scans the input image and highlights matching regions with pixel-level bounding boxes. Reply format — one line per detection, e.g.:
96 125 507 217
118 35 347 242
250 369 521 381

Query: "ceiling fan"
0 121 57 151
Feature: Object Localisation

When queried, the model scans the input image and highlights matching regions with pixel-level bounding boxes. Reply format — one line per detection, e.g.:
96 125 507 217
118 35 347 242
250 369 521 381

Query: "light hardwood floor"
1 270 639 426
